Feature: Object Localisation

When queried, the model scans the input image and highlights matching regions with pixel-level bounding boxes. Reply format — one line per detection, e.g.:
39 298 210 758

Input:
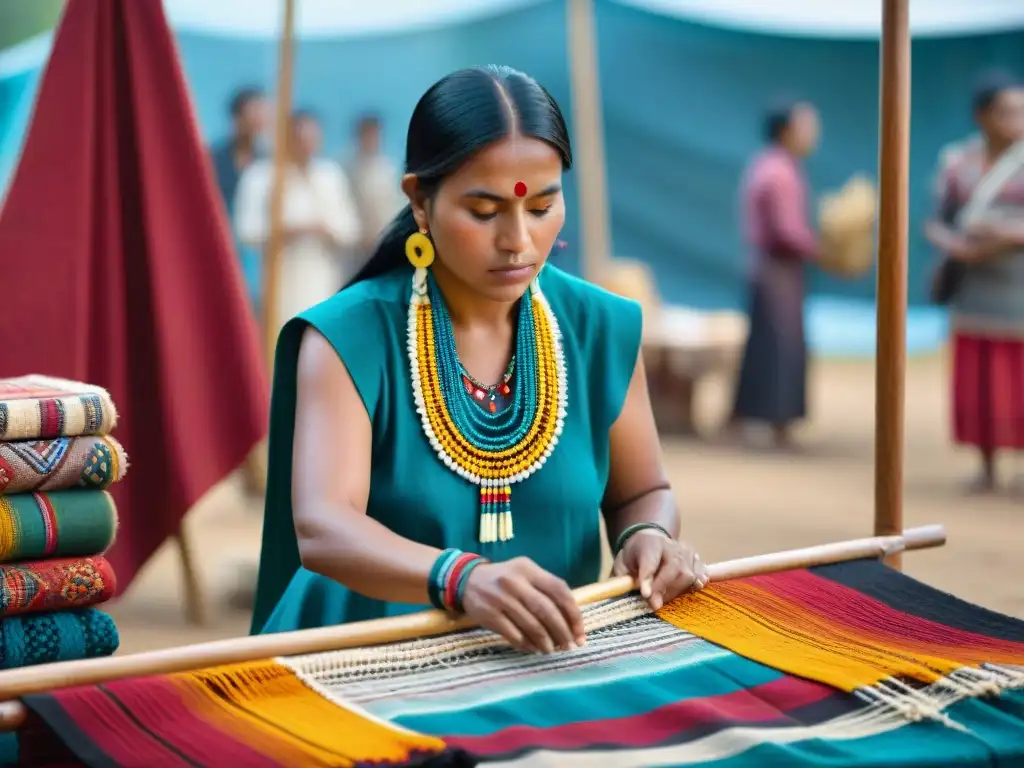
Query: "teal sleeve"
250 296 388 634
577 284 644 433
299 297 389 419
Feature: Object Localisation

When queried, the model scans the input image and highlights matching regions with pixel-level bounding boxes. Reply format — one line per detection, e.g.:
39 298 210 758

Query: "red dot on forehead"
514 181 528 198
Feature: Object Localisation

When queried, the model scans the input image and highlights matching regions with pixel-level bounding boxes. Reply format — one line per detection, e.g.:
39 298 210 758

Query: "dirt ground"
106 353 1023 654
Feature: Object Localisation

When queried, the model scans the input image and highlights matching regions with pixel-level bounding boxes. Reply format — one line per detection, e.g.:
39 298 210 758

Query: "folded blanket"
0 607 118 669
0 491 117 564
0 376 117 442
0 436 127 495
0 556 115 617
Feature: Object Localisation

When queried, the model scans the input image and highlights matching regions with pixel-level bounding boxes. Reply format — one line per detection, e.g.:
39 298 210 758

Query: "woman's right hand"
461 557 586 654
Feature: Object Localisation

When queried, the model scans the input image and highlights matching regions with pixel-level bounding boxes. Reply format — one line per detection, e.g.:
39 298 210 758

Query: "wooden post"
175 525 207 626
260 0 297 364
566 0 612 282
873 0 911 569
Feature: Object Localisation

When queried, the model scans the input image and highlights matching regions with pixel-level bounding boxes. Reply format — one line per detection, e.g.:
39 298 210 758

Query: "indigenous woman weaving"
251 66 707 654
925 71 1024 493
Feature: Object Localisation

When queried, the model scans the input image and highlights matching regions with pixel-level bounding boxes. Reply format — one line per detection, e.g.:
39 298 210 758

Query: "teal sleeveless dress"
251 264 642 635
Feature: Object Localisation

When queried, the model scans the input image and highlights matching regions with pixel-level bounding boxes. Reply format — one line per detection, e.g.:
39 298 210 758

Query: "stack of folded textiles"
0 375 124 671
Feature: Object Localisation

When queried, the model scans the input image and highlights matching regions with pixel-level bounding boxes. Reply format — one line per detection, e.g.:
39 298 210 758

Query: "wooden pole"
566 0 612 281
174 524 207 626
0 525 944 715
260 0 297 364
873 0 911 569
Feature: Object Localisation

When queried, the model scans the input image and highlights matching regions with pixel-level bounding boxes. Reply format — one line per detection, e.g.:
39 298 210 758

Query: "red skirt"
952 333 1024 450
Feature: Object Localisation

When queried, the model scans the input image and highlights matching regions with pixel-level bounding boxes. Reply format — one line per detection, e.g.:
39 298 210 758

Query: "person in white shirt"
235 110 361 334
345 114 404 263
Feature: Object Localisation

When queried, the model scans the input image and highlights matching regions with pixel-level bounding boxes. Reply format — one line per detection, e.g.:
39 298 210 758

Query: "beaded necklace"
408 268 567 543
461 357 515 412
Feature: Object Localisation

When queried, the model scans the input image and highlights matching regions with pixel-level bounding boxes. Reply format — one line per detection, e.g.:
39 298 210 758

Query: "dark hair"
762 98 800 143
345 65 573 288
229 86 264 118
972 69 1020 114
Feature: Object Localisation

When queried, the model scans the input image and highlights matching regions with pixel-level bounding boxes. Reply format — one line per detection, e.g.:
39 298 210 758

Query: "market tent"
1 0 1021 351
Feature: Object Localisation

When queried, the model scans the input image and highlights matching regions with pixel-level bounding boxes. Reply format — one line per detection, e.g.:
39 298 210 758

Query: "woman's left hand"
612 530 709 611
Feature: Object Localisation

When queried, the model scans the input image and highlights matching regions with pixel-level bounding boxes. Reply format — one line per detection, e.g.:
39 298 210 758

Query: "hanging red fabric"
0 0 269 593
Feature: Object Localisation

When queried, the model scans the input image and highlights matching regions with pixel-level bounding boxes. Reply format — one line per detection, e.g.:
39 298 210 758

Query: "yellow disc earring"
405 229 435 269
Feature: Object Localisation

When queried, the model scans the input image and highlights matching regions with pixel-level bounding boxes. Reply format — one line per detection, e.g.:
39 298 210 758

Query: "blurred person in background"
345 113 404 271
210 86 270 501
235 110 362 339
725 100 820 452
209 86 269 306
925 71 1024 494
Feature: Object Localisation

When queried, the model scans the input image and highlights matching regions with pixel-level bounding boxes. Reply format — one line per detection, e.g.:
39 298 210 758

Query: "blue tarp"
2 0 1021 353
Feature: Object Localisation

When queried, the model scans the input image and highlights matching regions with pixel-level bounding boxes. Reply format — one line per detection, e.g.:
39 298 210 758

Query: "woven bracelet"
454 556 488 613
427 548 462 611
613 522 673 555
443 552 482 612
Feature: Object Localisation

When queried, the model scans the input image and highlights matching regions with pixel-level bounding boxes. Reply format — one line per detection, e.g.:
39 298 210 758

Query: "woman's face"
981 88 1024 145
405 134 566 303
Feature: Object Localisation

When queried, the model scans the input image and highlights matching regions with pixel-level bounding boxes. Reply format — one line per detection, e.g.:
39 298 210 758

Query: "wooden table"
641 306 747 437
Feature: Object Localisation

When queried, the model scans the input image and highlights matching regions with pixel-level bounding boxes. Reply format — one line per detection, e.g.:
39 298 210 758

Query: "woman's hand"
925 221 1003 262
461 558 586 654
966 221 1022 254
612 530 708 611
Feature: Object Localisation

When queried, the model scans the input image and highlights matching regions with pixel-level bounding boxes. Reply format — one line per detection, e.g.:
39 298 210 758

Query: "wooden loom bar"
0 524 944 729
873 0 911 567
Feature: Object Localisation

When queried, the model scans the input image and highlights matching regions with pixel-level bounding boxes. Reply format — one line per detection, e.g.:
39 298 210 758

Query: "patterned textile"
0 608 118 670
0 377 116 442
16 561 1024 767
951 333 1024 450
0 436 127 496
0 492 117 563
0 556 115 617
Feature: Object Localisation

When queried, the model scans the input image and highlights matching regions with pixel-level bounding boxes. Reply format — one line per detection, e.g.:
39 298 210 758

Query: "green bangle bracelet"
613 522 673 555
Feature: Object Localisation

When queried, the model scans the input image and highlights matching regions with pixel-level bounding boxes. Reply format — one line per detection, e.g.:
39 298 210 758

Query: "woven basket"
817 174 877 279
594 258 661 316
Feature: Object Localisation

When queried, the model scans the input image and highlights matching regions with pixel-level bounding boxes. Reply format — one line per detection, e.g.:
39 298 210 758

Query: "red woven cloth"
952 333 1024 451
0 0 269 593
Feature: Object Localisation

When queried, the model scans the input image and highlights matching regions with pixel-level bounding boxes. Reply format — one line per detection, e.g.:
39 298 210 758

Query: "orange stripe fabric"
657 570 1024 693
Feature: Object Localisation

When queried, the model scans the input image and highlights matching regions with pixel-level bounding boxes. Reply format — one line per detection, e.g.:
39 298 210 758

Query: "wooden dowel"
873 0 911 568
0 525 944 721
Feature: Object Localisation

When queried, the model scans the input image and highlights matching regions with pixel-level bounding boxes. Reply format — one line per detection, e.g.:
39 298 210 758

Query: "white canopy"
1 0 1022 74
162 0 1024 39
620 0 1024 38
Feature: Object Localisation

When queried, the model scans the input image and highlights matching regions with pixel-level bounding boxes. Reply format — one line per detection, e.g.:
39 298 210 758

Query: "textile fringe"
171 659 450 765
657 569 1024 725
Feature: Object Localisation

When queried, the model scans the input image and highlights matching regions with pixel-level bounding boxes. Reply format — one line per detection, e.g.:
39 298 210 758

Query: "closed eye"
470 205 554 222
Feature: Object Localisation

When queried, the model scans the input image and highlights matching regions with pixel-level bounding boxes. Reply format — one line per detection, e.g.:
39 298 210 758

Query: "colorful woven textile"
0 492 117 563
17 561 1024 767
0 377 116 442
0 556 115 617
0 608 118 670
0 436 127 496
